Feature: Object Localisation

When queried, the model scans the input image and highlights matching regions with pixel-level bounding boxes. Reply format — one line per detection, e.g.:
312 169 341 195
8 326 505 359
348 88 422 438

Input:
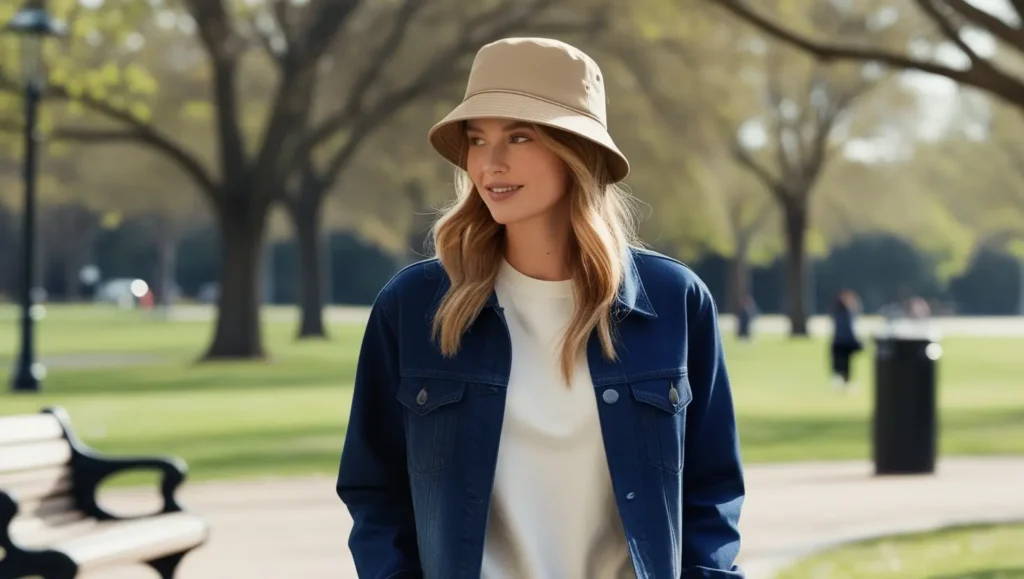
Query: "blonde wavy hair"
430 123 640 384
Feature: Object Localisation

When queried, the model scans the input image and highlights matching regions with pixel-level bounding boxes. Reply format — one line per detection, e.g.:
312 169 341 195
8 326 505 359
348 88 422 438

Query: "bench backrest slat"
0 414 65 446
0 413 83 547
0 466 73 502
0 440 73 475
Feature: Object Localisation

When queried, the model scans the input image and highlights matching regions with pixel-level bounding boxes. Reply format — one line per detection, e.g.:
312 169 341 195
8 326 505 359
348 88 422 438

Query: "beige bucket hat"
427 37 630 183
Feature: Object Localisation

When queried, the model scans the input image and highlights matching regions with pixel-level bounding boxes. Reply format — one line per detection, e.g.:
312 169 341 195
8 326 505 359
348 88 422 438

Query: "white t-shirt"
481 259 636 579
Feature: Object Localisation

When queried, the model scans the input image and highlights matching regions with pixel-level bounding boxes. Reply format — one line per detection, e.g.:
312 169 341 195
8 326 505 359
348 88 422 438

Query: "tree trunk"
287 194 328 340
63 251 81 302
782 200 809 337
725 246 751 315
404 179 433 264
203 209 267 359
63 207 99 302
1019 257 1024 315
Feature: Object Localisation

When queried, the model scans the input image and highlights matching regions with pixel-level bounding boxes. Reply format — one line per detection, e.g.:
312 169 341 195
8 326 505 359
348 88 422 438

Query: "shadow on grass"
738 407 1024 461
740 416 867 447
183 446 343 479
82 421 350 481
82 420 350 451
28 360 359 396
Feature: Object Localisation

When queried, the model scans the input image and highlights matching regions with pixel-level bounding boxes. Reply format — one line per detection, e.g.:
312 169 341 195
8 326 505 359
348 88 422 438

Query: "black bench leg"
146 551 187 579
0 549 78 579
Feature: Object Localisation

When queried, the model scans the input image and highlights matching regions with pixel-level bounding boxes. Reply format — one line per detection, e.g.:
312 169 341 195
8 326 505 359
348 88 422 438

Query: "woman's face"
465 118 570 227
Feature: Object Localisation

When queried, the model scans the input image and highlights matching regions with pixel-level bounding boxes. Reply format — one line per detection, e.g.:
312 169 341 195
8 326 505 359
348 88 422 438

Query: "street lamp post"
6 0 63 393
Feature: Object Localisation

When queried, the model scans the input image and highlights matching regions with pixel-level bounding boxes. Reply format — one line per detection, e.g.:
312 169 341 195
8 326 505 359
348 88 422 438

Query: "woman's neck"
503 221 573 282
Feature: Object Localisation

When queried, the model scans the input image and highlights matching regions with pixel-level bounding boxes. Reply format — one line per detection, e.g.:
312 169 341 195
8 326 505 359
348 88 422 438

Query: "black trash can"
872 330 942 475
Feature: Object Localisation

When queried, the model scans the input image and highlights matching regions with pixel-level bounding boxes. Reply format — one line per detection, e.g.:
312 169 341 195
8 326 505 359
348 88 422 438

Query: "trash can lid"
874 319 942 342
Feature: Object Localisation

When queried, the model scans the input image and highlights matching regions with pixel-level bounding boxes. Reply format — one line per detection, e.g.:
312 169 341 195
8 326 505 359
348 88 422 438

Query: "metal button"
669 386 680 405
416 388 428 405
602 389 619 404
626 491 636 500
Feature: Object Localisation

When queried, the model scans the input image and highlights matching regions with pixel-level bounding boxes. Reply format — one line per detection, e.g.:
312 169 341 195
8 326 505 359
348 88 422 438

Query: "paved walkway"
86 457 1024 577
88 457 1024 579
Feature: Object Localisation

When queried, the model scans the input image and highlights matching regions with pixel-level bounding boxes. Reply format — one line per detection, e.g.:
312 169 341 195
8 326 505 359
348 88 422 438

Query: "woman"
830 289 863 389
336 37 745 579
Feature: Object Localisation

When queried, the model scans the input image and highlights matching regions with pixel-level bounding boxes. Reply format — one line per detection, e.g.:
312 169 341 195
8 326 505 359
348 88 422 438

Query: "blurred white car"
94 278 150 308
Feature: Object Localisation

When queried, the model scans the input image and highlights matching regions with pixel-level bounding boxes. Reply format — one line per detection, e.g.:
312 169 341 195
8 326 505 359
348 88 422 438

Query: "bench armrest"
0 490 17 545
71 451 188 521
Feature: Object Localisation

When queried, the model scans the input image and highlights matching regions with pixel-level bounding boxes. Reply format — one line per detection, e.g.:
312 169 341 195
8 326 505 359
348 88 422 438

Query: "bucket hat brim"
427 90 630 184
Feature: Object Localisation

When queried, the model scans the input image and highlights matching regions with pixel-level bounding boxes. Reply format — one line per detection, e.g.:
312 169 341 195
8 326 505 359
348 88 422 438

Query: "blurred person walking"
737 294 758 342
830 289 863 390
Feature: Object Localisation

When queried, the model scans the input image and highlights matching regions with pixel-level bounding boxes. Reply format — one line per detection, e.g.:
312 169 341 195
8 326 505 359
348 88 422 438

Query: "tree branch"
765 48 798 181
915 0 984 66
181 0 248 186
733 196 773 250
802 71 888 193
247 0 365 196
301 0 581 153
0 72 220 200
295 0 363 65
1008 0 1024 21
273 0 294 47
943 0 1024 53
603 33 711 139
732 143 785 203
3 124 219 199
319 0 424 148
247 4 287 67
302 0 608 202
181 0 238 62
707 0 1024 107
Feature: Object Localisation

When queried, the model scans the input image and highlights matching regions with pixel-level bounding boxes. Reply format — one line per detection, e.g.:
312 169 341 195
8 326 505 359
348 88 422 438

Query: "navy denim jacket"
336 247 745 578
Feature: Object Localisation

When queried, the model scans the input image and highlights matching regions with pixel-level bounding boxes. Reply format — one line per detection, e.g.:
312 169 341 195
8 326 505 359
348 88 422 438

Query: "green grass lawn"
1 305 1022 484
777 523 1024 579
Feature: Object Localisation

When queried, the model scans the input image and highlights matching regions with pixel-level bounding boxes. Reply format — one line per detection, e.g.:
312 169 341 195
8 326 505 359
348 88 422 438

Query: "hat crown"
464 37 607 128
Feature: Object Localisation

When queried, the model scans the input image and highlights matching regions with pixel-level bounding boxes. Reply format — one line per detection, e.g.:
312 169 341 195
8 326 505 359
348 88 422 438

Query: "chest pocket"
396 378 467 475
630 374 693 474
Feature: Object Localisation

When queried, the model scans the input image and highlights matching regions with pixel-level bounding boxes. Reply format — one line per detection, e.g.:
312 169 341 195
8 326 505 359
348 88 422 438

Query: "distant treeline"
0 208 1020 316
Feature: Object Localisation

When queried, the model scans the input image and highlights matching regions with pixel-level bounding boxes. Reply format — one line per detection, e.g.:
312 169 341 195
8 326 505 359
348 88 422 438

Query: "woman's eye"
510 135 531 144
468 137 485 146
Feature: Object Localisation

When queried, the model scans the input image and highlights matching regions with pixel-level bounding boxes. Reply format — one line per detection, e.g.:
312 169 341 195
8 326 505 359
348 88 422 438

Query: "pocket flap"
397 379 466 415
630 375 692 414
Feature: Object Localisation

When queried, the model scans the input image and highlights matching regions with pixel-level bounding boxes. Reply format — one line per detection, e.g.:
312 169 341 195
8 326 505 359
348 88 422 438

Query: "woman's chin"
487 208 536 226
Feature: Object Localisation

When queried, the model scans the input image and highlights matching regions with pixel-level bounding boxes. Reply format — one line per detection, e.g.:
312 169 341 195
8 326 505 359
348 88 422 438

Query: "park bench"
0 406 208 578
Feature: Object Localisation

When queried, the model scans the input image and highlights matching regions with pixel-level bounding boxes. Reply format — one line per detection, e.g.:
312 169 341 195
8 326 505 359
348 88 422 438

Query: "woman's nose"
484 143 509 173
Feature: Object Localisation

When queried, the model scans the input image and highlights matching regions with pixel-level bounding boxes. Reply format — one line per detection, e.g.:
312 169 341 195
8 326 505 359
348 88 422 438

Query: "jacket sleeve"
336 291 422 579
681 286 746 578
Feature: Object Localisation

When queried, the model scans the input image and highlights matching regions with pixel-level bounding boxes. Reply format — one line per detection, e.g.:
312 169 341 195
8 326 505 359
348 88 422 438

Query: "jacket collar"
479 248 657 319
